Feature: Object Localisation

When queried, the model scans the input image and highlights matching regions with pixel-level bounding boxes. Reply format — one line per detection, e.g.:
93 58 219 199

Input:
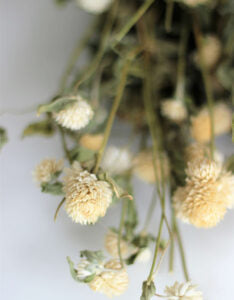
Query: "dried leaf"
22 119 54 138
141 281 156 300
0 127 8 151
80 250 105 264
41 182 64 195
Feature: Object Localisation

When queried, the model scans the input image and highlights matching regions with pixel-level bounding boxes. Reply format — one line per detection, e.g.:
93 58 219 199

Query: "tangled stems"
193 16 215 159
118 199 128 267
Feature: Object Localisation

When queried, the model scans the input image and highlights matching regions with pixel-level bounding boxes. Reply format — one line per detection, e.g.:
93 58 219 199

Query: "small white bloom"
76 0 113 14
101 146 132 175
53 96 93 131
161 99 187 123
136 248 151 263
33 158 63 183
164 281 203 300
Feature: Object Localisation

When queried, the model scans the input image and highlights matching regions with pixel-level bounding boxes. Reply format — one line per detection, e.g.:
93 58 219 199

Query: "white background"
1 1 234 299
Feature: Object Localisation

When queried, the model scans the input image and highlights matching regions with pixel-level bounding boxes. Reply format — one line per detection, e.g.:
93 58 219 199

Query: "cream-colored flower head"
164 281 203 300
174 158 234 228
76 259 103 281
105 230 134 259
53 96 93 131
101 146 132 175
33 158 63 183
180 0 209 7
76 0 113 14
136 248 152 263
89 267 128 297
195 35 221 70
133 149 169 184
79 134 104 151
63 162 112 224
161 99 187 123
191 103 232 143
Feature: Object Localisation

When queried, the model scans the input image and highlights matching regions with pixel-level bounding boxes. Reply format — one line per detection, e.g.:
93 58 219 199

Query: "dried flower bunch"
23 0 234 298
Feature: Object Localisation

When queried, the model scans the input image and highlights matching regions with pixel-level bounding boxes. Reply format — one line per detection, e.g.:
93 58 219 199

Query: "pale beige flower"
33 158 63 183
164 281 203 300
89 268 128 297
161 99 187 123
174 158 234 228
53 96 93 131
195 35 221 70
136 248 151 263
63 162 112 224
76 0 113 14
104 259 122 270
101 146 132 175
191 103 232 143
79 134 104 151
133 149 169 184
105 230 134 258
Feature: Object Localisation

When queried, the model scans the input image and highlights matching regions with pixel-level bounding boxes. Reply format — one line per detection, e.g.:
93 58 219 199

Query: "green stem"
142 188 157 233
54 197 65 222
73 0 119 92
112 0 156 47
165 0 174 33
169 211 176 272
93 56 132 173
174 219 190 281
147 215 164 282
58 126 72 163
58 18 98 95
193 17 215 159
118 199 127 267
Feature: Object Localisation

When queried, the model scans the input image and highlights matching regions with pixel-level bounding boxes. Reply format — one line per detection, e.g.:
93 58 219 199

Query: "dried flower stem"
112 0 156 47
73 0 119 92
174 219 189 281
165 0 174 33
54 197 66 222
58 126 72 163
58 18 99 95
169 210 176 272
193 16 215 159
142 188 157 233
118 199 127 267
93 48 140 173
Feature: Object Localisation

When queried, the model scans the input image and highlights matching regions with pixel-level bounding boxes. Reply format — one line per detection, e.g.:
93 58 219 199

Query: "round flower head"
33 158 63 183
101 146 132 175
53 96 93 131
105 230 134 259
133 149 169 184
164 281 203 300
63 162 112 224
88 268 128 297
180 0 209 7
76 0 113 14
79 134 104 151
195 35 221 70
174 158 234 228
191 103 232 143
161 99 187 123
136 248 151 263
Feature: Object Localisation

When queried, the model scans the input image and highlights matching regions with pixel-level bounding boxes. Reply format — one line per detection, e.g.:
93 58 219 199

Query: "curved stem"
142 188 157 233
58 126 72 163
54 197 65 222
165 0 174 33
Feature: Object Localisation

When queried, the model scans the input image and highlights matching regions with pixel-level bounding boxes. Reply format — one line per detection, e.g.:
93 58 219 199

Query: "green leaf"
37 97 77 115
83 273 96 283
0 127 8 151
80 250 105 264
140 281 156 300
41 182 64 195
225 155 234 173
66 257 80 282
22 119 55 138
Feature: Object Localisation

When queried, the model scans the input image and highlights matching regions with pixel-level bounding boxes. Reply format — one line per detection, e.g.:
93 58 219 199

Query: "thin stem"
169 211 176 272
58 18 98 95
118 199 127 267
73 0 119 92
93 56 132 174
147 215 164 282
112 0 156 47
174 23 189 101
54 197 65 222
165 0 174 33
174 219 190 281
58 126 72 163
193 17 215 159
142 188 157 233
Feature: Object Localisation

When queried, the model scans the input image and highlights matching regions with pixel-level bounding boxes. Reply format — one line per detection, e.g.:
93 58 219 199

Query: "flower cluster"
34 158 63 183
63 162 113 224
164 281 203 300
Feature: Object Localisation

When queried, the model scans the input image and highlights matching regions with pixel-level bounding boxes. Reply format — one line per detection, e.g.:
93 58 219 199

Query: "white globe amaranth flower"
164 281 203 300
101 146 132 175
76 0 113 14
63 162 113 224
136 248 151 263
161 99 187 123
33 158 63 183
53 96 94 131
